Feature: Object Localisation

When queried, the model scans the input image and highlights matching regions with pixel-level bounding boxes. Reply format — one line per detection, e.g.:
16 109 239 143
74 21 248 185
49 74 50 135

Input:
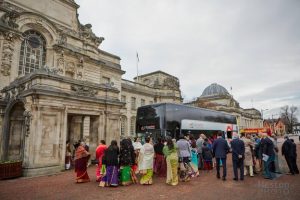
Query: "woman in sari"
101 140 119 187
154 137 167 177
119 138 137 185
74 141 90 183
138 137 154 185
133 137 142 174
163 137 179 186
190 135 199 177
95 140 107 182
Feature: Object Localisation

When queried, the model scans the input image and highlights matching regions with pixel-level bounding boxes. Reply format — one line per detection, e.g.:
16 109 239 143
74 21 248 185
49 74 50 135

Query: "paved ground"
1 136 300 200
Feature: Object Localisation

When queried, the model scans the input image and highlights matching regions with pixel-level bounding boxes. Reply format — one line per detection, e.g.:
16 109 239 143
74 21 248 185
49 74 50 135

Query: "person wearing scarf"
74 141 90 183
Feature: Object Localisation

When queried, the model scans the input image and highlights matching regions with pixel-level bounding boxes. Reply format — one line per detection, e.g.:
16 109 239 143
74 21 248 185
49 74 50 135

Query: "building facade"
0 0 182 176
186 83 263 132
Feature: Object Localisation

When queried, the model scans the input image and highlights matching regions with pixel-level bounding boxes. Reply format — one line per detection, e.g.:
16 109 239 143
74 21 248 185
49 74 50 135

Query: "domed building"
186 83 263 132
201 83 230 97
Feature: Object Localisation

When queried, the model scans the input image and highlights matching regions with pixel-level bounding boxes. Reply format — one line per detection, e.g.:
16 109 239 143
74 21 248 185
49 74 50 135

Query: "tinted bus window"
136 104 165 140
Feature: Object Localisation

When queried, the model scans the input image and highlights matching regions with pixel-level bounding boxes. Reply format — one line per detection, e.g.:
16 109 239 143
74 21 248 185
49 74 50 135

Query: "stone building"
0 0 182 176
120 71 182 137
186 83 263 132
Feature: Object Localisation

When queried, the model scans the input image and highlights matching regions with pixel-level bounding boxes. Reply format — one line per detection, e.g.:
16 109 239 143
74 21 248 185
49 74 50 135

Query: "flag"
136 52 139 62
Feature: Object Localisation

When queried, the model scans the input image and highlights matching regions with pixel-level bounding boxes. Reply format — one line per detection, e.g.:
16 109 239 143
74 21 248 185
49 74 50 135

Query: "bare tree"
280 105 298 134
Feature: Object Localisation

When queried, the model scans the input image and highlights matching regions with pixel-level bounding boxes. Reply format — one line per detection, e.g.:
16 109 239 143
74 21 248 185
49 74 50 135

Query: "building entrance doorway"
67 114 99 160
6 102 26 161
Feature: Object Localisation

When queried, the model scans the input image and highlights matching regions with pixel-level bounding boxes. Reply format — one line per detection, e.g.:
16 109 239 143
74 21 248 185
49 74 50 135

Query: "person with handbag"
231 133 245 181
177 134 194 181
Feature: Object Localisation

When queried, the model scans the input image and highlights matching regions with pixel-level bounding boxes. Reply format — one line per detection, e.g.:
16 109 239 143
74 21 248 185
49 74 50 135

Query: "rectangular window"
131 97 136 110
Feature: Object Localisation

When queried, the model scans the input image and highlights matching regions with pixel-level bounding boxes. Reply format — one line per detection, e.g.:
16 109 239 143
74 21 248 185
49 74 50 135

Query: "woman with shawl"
138 137 154 185
189 135 199 177
74 141 90 183
163 137 179 186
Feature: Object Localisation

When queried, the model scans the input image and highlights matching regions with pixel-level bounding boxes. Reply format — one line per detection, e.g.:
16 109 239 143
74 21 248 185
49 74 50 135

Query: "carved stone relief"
39 114 56 157
66 62 75 74
79 23 104 48
23 110 32 137
163 77 180 90
0 32 16 76
0 11 20 29
57 32 67 46
71 85 97 97
1 2 26 13
56 57 65 75
76 63 83 80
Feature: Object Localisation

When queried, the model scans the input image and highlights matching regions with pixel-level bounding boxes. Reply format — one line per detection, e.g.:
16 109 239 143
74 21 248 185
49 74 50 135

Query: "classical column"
98 112 105 143
83 116 90 145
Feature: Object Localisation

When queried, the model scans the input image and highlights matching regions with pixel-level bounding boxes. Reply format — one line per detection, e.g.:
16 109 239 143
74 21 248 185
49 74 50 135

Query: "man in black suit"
231 133 245 181
290 139 299 174
212 131 230 180
283 137 299 175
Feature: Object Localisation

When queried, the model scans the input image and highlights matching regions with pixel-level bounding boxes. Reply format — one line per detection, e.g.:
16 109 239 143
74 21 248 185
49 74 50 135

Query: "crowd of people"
69 131 299 187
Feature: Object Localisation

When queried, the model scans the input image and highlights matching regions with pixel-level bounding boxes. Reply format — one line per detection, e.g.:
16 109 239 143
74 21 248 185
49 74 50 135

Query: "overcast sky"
76 0 300 119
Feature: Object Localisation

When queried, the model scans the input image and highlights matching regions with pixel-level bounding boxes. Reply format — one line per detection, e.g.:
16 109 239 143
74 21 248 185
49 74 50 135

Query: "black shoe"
240 178 244 181
233 178 238 181
217 174 220 179
222 177 226 181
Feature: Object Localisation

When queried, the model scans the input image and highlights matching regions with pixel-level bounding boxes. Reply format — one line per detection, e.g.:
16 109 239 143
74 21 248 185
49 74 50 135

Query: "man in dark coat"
261 133 275 179
283 137 299 175
212 131 230 180
231 134 245 181
290 139 299 174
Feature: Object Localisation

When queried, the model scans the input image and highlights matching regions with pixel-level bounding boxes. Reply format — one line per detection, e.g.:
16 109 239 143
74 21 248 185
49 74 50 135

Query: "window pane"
18 30 46 75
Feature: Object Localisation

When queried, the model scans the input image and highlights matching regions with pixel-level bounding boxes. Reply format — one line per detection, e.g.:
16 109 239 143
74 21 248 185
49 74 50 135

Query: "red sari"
95 144 107 182
75 146 90 183
154 154 167 177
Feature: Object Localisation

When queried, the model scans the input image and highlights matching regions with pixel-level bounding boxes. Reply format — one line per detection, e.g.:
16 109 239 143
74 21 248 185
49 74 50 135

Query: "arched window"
130 116 136 136
18 30 46 75
120 116 127 136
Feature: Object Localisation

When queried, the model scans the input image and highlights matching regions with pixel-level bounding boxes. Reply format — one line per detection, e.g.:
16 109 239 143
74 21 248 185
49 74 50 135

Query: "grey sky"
76 0 300 119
